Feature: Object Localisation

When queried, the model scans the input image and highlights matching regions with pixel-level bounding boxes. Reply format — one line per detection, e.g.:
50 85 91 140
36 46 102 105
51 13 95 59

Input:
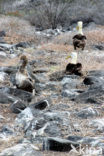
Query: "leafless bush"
28 0 104 29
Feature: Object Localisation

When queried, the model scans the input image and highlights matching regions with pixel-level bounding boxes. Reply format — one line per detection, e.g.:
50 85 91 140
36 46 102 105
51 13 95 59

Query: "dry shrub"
5 11 22 17
0 15 38 44
85 28 104 44
39 43 73 53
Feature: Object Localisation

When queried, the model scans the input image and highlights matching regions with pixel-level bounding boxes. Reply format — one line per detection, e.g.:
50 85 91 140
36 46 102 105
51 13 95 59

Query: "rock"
35 81 60 93
62 89 79 98
0 31 6 37
0 115 5 121
73 86 104 104
83 76 104 85
15 107 34 130
90 118 104 132
10 100 26 114
43 137 79 151
76 107 99 119
0 43 14 50
88 70 104 78
0 66 17 74
0 92 21 104
67 135 104 148
0 72 8 82
49 70 65 81
61 76 81 98
0 143 42 156
0 87 32 102
30 100 49 110
0 37 5 43
94 44 104 50
0 51 7 58
0 125 15 140
0 125 14 135
15 42 29 48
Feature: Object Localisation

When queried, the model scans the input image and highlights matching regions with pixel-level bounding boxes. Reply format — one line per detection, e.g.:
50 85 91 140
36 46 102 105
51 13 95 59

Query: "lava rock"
0 66 17 74
0 92 21 104
15 107 34 130
0 31 6 37
10 100 26 114
0 87 32 102
90 118 104 132
0 143 42 156
76 107 99 119
43 137 79 151
15 42 29 48
0 125 14 135
83 76 104 85
94 44 104 50
73 86 104 104
30 100 49 110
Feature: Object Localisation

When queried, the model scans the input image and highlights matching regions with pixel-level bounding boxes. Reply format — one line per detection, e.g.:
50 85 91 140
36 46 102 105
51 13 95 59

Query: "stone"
0 72 8 82
30 100 49 110
0 43 14 50
73 86 104 104
15 107 34 130
90 118 104 132
0 87 32 102
0 92 21 104
0 66 17 74
83 76 104 86
10 100 26 114
61 76 81 98
15 42 29 48
43 137 79 151
76 107 99 119
0 143 42 156
0 125 14 135
94 44 104 50
0 31 6 37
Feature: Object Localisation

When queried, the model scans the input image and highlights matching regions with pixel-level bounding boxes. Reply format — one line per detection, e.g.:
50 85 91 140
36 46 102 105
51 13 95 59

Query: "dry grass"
85 28 104 44
0 15 38 44
39 43 73 53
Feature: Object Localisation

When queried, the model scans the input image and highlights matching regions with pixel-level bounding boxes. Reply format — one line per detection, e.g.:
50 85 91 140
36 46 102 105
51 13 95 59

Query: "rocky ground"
0 16 104 156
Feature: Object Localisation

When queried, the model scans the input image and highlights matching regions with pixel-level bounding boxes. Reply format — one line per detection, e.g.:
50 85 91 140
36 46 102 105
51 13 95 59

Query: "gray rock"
0 66 17 74
0 143 42 156
0 31 6 37
43 137 79 151
62 89 79 98
30 100 49 110
73 86 104 104
0 43 14 50
76 107 99 119
0 72 8 82
15 42 29 48
0 125 14 135
0 92 21 104
90 118 104 132
61 76 81 98
83 76 104 86
0 87 32 102
15 107 34 130
10 100 26 114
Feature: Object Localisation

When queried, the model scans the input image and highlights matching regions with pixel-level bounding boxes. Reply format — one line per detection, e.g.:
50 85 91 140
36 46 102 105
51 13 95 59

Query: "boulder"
10 100 26 114
43 137 79 151
0 143 42 156
76 107 99 119
30 100 49 110
0 31 6 37
0 87 32 102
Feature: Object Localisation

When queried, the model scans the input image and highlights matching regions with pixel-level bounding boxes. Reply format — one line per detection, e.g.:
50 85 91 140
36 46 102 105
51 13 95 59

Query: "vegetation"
0 0 104 29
